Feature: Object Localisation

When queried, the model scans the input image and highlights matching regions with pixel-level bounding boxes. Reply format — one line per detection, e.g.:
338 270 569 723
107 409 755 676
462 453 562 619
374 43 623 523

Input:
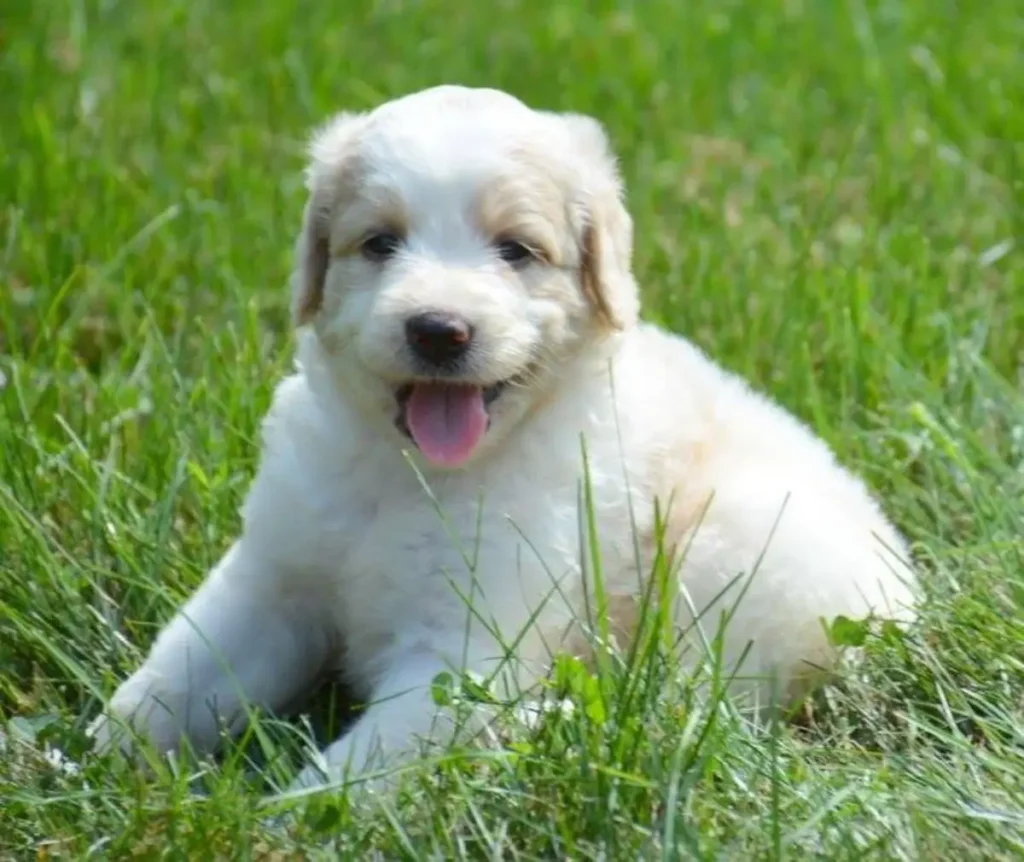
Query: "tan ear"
556 112 639 331
290 111 368 327
291 199 330 327
580 217 630 330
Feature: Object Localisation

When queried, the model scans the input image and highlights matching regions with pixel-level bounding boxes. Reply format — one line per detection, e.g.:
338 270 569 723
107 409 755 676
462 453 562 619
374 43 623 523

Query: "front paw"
86 671 180 762
86 710 135 759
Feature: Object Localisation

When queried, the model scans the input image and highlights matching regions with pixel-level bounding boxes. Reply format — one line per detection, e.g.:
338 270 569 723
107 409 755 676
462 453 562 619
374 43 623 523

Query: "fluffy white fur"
89 86 917 793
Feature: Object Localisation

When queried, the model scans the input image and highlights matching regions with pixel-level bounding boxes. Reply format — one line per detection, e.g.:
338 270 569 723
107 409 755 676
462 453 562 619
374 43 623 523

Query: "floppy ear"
291 198 330 327
291 111 368 327
580 209 634 331
557 113 639 331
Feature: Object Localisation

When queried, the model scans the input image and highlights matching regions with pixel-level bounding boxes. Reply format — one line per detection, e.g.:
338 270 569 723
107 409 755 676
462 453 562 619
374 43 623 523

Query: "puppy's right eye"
361 232 402 261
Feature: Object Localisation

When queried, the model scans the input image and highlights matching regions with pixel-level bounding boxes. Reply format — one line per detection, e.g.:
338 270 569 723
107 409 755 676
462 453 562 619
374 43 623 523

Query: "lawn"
1 0 1022 857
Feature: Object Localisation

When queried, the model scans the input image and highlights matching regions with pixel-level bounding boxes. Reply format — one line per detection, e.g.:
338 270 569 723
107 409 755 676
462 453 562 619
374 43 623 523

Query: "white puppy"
89 86 916 792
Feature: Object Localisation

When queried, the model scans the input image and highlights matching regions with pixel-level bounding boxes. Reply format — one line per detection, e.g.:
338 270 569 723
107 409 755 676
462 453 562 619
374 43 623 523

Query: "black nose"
404 311 474 367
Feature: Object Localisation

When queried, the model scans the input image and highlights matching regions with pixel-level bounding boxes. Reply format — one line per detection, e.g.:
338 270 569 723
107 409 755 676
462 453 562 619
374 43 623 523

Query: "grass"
1 0 1022 857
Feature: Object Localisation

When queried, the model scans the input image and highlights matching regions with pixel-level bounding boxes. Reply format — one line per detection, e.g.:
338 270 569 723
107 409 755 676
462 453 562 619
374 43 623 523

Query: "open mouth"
394 379 511 468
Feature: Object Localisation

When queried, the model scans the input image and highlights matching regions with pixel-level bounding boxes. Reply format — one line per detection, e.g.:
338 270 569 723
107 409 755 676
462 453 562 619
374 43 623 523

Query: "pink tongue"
405 383 488 468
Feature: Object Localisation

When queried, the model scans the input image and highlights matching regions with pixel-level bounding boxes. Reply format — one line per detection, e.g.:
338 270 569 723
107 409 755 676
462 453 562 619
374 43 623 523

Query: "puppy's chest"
342 486 576 604
315 465 596 640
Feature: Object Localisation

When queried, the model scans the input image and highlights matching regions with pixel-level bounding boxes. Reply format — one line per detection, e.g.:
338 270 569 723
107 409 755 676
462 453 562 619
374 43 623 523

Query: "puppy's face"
292 86 638 469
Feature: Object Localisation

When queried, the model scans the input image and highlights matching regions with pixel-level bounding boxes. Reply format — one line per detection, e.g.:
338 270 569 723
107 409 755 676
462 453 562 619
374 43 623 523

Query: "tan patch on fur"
294 116 371 327
472 170 564 264
640 364 720 579
294 222 330 327
294 161 368 326
296 156 416 327
329 180 410 258
580 222 622 331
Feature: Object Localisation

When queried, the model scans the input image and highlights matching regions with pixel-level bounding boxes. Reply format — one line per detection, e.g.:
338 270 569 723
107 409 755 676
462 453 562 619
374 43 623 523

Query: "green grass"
2 0 1023 857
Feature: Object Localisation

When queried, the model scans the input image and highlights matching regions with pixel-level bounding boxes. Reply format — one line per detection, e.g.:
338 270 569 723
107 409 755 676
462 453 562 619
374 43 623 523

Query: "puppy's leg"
287 638 510 794
90 540 331 760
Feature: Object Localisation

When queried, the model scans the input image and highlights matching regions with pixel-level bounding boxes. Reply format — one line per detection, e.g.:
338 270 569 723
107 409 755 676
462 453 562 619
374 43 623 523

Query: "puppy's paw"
85 711 135 758
85 671 181 763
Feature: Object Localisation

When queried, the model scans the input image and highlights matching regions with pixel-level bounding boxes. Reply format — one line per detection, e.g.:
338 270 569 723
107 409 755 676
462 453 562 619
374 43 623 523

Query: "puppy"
89 86 916 792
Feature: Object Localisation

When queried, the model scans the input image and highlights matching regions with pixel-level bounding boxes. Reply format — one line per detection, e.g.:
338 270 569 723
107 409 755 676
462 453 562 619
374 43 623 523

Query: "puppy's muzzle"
405 311 474 369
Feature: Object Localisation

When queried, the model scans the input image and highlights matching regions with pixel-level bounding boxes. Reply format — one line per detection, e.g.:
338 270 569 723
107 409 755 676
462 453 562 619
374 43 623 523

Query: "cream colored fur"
89 86 916 793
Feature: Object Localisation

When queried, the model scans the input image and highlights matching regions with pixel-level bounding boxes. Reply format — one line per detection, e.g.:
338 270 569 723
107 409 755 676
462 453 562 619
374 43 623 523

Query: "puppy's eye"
495 239 536 265
361 232 402 261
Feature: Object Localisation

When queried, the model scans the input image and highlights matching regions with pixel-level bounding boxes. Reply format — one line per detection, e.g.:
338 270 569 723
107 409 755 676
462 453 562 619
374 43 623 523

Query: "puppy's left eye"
495 239 536 265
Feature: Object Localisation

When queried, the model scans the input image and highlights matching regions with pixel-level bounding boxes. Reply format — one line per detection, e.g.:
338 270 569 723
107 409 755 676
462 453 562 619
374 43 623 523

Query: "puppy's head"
292 85 639 469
